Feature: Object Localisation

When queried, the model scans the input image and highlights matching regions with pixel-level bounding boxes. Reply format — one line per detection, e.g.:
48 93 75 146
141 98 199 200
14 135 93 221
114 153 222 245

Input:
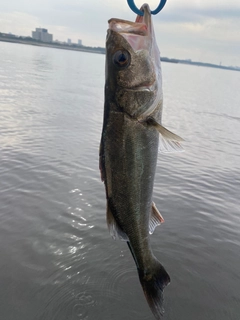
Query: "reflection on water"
0 41 240 320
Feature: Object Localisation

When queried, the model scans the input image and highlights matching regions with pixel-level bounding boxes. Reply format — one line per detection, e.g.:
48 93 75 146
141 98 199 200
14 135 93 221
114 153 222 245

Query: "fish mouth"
125 82 156 92
108 4 152 51
135 3 152 32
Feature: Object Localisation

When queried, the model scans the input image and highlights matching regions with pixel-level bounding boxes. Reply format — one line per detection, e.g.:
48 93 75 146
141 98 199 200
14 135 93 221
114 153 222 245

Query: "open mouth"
108 19 148 37
108 4 152 51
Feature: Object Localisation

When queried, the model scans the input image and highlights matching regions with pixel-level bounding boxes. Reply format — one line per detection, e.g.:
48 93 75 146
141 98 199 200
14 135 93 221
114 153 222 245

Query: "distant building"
67 38 71 44
32 28 53 43
0 33 17 39
78 39 82 46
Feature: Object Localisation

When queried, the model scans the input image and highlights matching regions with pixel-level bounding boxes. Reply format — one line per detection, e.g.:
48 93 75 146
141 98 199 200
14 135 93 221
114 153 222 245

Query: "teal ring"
127 0 167 16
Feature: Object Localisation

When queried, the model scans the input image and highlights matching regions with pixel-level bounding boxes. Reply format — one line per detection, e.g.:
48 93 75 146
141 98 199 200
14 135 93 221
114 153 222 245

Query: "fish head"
106 4 162 119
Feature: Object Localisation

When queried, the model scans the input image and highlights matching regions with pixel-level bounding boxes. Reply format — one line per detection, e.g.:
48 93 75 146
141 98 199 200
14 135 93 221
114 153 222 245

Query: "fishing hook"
127 0 167 16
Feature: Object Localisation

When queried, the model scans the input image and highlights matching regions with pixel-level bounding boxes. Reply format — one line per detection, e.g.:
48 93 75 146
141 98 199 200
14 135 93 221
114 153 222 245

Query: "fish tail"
138 258 170 319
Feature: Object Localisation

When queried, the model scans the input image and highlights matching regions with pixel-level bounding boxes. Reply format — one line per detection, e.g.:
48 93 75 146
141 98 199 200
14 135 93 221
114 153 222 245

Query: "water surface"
0 41 240 320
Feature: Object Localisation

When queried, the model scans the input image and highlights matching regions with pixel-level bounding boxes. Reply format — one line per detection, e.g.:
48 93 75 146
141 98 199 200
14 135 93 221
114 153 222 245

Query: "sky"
0 0 240 66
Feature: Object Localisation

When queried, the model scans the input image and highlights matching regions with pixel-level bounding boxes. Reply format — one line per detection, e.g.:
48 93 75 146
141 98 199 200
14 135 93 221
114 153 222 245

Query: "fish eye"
113 50 130 68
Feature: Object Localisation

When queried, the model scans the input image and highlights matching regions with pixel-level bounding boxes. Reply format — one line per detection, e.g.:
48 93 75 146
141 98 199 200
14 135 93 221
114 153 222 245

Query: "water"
0 41 239 320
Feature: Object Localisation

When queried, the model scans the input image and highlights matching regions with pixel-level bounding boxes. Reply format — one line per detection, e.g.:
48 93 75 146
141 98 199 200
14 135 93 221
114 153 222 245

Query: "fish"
99 3 183 319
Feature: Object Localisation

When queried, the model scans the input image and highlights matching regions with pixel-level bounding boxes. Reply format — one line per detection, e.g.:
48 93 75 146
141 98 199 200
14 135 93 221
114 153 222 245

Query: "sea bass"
99 4 183 319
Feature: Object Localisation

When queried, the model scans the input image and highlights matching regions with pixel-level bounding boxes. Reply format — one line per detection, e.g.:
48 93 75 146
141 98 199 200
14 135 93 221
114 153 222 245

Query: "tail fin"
138 259 170 320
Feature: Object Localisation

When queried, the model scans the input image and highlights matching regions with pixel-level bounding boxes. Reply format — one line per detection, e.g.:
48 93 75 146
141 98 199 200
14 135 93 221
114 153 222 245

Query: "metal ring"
127 0 167 16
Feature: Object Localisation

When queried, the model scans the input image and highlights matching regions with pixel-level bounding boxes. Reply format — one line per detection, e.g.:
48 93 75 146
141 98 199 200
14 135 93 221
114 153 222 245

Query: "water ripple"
1 43 240 320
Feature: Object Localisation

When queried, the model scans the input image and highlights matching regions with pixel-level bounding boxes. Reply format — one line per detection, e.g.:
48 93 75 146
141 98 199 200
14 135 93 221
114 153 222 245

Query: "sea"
0 41 240 320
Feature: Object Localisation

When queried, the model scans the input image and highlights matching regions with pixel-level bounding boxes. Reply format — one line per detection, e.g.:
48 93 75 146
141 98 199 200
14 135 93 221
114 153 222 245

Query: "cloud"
0 12 40 36
150 0 240 65
0 0 239 65
154 15 240 65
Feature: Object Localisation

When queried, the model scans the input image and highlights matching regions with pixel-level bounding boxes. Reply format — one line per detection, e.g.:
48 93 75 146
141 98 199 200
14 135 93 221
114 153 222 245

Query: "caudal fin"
138 259 170 320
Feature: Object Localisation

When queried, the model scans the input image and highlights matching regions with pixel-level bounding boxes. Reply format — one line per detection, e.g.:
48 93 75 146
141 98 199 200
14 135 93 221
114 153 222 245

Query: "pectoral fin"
149 202 164 235
106 201 129 241
146 117 184 153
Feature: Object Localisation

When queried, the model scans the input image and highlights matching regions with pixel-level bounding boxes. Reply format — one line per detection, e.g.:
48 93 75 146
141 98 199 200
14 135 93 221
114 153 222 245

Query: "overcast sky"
0 0 239 66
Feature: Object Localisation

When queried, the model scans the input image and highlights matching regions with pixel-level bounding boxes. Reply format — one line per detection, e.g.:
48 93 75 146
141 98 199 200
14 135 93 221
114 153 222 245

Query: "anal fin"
106 202 129 241
149 202 164 235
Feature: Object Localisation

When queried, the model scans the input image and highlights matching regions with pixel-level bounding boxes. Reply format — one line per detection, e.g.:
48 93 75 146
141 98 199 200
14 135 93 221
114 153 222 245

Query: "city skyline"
0 0 240 66
1 29 239 72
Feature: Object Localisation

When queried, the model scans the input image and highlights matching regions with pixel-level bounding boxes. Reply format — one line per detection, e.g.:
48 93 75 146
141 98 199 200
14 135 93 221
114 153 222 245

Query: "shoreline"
0 37 105 55
0 37 239 72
